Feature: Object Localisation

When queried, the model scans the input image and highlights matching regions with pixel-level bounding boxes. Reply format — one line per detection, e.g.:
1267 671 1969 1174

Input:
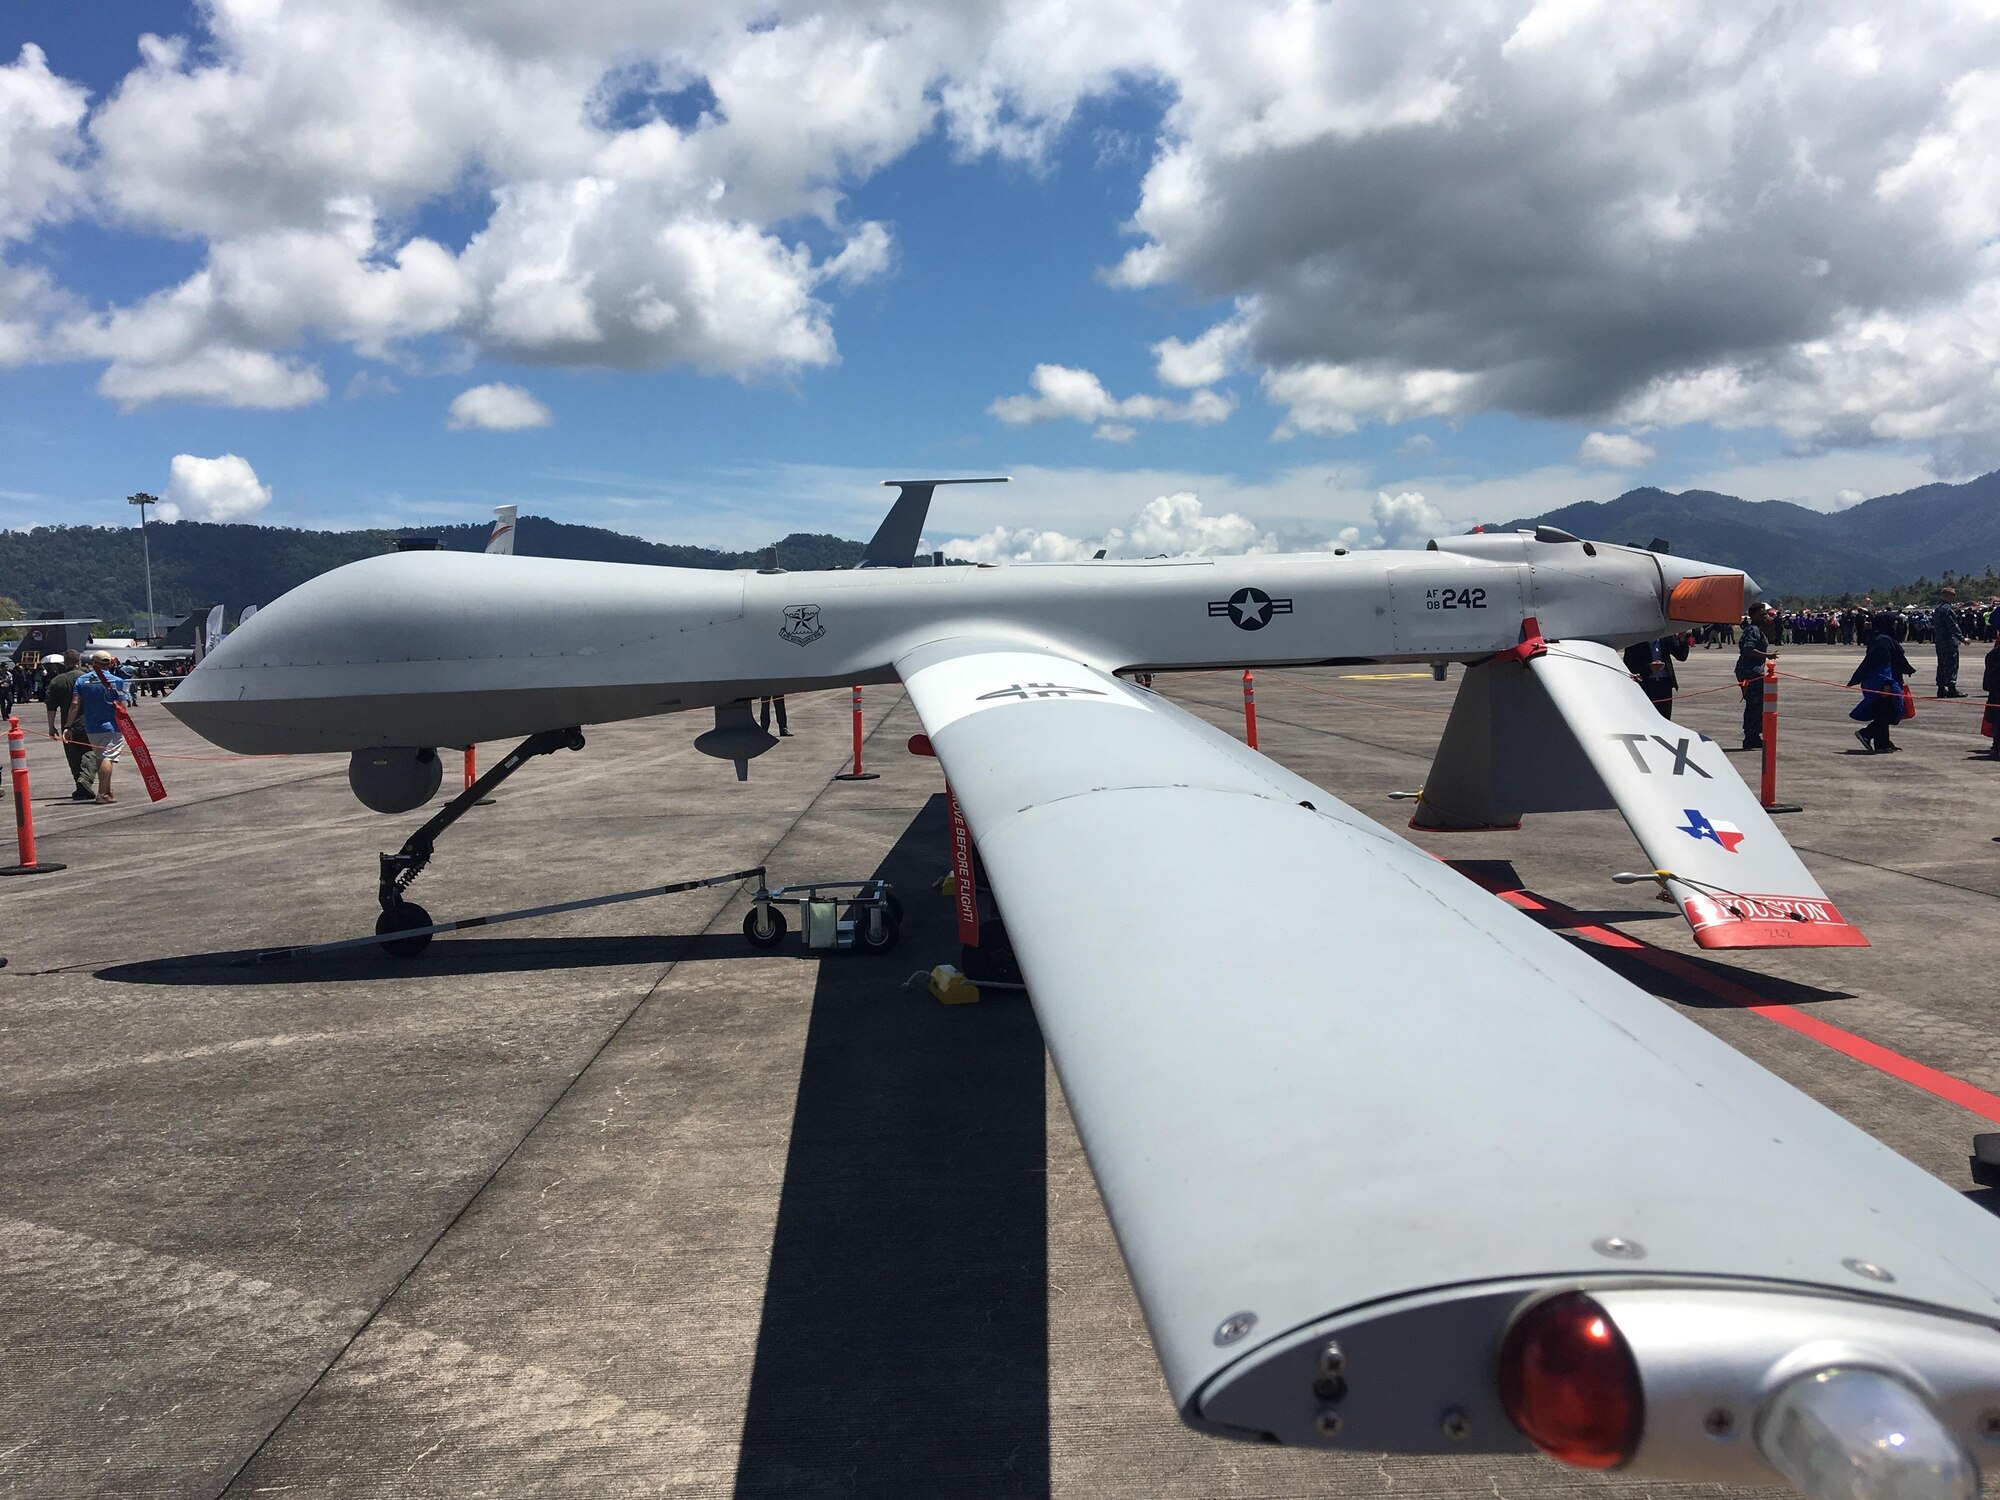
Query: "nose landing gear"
375 726 585 956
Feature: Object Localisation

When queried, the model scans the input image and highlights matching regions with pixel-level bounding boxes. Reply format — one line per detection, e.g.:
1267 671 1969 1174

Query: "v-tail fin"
859 476 1008 567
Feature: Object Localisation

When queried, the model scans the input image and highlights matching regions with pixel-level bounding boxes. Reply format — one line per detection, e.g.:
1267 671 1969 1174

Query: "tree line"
0 518 868 626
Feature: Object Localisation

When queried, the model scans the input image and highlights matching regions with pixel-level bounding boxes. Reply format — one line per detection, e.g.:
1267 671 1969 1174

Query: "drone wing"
895 636 2000 1465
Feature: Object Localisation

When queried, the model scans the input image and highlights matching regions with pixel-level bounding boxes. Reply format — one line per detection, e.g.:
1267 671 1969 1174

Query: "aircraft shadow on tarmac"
1447 859 1855 1012
95 931 765 985
732 792 1051 1499
99 793 1054 1494
1568 943 1854 1010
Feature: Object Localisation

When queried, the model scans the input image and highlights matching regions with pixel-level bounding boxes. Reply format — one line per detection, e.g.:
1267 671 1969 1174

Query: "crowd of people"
6 653 191 709
1698 596 2000 648
1635 595 2000 759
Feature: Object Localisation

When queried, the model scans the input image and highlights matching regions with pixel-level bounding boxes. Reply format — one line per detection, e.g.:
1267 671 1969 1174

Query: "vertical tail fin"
860 477 1008 567
486 505 518 556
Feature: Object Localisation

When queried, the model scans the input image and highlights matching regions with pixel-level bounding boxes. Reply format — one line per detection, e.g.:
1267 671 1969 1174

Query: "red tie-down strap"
112 702 167 802
946 786 979 946
1508 616 1549 664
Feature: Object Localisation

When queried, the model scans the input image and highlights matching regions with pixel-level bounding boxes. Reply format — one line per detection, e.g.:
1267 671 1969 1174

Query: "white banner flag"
239 604 259 625
203 603 225 656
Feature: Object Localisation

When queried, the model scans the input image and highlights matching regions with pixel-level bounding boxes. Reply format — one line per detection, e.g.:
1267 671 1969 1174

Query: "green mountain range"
1496 470 2000 596
0 518 866 623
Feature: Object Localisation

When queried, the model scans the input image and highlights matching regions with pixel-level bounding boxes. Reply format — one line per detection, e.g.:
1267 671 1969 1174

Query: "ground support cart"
742 878 901 954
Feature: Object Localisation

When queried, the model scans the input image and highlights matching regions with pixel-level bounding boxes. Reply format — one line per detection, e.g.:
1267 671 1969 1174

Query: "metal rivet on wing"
1843 1257 1895 1283
1592 1235 1647 1259
1213 1311 1257 1346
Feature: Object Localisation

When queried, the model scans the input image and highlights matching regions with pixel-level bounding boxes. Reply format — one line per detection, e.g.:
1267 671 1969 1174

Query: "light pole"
127 493 157 639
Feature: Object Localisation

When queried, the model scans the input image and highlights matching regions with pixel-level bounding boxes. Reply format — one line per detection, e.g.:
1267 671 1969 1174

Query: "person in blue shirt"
65 653 131 803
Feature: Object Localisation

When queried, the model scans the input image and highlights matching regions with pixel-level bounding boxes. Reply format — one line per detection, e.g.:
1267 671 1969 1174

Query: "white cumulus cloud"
1264 364 1477 438
1153 317 1249 389
447 382 553 431
158 453 273 522
1104 2 2000 453
0 0 1994 464
989 363 1234 439
1577 431 1657 468
1331 491 1452 551
0 44 91 365
1 44 87 242
945 491 1275 563
94 346 326 411
36 2 915 405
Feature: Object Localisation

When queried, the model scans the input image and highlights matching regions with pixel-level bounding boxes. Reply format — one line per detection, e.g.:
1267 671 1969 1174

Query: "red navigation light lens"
1497 1292 1643 1469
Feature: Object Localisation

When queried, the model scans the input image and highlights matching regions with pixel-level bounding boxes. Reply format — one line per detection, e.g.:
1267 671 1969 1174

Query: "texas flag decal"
1678 808 1745 852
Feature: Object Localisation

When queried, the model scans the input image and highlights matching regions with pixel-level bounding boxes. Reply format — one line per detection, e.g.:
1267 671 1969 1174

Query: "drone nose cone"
162 567 356 754
164 649 270 753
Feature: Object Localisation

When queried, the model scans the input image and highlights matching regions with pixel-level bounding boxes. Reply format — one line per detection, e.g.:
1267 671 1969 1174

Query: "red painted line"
1459 868 2000 1126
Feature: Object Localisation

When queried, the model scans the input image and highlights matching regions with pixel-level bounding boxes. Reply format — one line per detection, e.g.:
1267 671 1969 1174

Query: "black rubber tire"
742 905 788 949
883 892 905 928
375 902 434 959
855 910 900 954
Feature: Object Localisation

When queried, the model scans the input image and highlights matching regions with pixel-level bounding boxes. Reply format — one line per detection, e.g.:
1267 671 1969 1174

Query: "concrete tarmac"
1 642 1996 1498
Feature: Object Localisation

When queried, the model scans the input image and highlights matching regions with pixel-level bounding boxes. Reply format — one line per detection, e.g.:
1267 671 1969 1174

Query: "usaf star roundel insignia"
1208 587 1294 631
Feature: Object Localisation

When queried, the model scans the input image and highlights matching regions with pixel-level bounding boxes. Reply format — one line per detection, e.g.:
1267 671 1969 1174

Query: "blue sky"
3 2 1991 557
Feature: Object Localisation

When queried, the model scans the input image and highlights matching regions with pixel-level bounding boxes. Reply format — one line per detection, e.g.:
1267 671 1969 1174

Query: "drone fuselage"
166 536 1733 756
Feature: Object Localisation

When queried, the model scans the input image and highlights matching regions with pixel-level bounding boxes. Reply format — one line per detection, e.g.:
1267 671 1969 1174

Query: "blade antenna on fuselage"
859 476 1009 568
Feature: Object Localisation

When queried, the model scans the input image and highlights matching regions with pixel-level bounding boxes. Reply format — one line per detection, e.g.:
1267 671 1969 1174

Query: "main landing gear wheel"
375 902 434 959
743 906 788 949
855 909 900 954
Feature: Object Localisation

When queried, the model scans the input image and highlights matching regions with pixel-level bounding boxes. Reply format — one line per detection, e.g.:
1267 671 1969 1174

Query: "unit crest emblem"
779 605 825 646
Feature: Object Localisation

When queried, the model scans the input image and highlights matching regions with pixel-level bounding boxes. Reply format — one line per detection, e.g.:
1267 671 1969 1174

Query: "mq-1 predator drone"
169 483 1999 1500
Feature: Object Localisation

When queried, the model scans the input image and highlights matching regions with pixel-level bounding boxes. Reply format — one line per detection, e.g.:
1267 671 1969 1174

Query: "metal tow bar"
240 866 770 965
